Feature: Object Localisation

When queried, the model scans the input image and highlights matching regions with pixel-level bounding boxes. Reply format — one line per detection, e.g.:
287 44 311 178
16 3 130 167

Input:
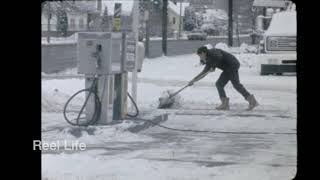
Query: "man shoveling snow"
188 46 259 111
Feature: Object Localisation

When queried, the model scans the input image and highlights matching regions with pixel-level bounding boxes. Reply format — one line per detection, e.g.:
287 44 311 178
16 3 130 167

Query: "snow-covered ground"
41 44 296 180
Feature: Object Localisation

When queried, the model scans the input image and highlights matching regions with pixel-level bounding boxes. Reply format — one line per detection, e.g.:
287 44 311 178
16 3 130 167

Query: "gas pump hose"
63 77 139 126
63 77 102 126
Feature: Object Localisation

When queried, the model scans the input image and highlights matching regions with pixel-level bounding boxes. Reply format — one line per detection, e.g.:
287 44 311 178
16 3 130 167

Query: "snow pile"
239 43 258 54
236 54 259 69
214 42 230 52
41 86 86 113
204 43 213 49
214 42 258 54
42 79 85 112
42 90 67 112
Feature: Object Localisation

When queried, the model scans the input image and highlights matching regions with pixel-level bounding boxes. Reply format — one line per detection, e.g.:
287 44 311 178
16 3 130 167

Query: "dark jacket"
203 48 240 72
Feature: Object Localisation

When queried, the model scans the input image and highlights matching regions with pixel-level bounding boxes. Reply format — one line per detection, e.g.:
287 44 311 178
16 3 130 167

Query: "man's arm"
189 65 214 85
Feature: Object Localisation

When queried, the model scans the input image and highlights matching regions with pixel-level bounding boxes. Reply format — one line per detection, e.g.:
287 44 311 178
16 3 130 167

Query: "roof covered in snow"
253 0 287 8
168 1 190 16
265 11 296 36
101 0 134 16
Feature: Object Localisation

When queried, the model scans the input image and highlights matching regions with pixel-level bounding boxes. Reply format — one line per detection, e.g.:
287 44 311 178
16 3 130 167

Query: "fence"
41 35 251 73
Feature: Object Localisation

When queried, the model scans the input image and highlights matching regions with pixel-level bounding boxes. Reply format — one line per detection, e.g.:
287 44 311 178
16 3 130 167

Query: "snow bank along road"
41 52 296 180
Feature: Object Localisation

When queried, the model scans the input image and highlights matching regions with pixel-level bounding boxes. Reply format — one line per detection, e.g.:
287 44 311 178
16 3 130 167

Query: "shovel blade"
158 96 175 109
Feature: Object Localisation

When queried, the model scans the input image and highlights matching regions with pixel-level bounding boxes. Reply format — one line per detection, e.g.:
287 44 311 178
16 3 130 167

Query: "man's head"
197 46 208 64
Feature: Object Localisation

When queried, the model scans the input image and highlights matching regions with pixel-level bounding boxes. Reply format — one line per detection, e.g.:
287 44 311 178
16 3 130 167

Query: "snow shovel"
158 71 211 109
158 84 190 109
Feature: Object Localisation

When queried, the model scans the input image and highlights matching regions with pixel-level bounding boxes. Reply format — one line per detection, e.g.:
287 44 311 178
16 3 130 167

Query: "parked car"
187 30 207 40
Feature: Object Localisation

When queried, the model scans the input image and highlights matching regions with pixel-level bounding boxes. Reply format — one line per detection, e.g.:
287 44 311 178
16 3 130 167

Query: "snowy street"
41 48 296 180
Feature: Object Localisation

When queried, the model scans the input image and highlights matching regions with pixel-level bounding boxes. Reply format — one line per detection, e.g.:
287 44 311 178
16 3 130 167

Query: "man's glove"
188 80 195 86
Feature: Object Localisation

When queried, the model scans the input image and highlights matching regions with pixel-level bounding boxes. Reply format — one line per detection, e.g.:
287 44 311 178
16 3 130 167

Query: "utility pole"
145 19 150 57
162 0 168 55
145 3 150 58
236 13 240 46
228 0 233 47
47 2 51 43
178 0 182 40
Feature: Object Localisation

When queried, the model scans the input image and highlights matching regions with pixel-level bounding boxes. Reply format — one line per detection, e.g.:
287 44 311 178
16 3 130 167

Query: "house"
41 1 96 37
168 1 190 36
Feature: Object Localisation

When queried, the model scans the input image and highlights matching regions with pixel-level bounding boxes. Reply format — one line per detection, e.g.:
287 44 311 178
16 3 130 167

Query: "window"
173 17 176 24
70 18 75 30
79 18 84 30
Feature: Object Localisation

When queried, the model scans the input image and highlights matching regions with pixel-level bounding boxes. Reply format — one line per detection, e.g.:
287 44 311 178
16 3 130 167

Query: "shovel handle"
169 84 189 98
168 70 211 99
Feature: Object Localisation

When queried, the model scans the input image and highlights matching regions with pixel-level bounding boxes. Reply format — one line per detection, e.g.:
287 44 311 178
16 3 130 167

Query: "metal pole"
162 0 168 55
113 3 123 121
178 0 182 40
47 2 51 43
263 7 267 30
228 0 233 47
131 0 139 111
145 11 150 58
121 33 126 72
113 33 126 120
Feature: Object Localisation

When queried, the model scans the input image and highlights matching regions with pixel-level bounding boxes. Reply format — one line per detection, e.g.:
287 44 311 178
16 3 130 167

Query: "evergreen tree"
57 7 68 37
101 6 109 31
184 7 196 31
195 12 204 29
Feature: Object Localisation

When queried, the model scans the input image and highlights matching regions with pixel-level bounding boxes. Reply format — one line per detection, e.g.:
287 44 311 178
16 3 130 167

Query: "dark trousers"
215 68 250 99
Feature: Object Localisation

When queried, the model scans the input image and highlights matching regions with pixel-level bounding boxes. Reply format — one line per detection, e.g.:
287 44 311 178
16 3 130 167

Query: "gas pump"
63 32 133 126
63 1 144 127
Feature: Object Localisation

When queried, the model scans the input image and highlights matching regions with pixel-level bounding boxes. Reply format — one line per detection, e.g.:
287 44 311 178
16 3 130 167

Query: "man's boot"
246 94 259 110
216 97 230 110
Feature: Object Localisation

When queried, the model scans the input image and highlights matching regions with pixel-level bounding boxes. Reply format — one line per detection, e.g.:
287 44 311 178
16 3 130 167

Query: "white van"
259 10 297 75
